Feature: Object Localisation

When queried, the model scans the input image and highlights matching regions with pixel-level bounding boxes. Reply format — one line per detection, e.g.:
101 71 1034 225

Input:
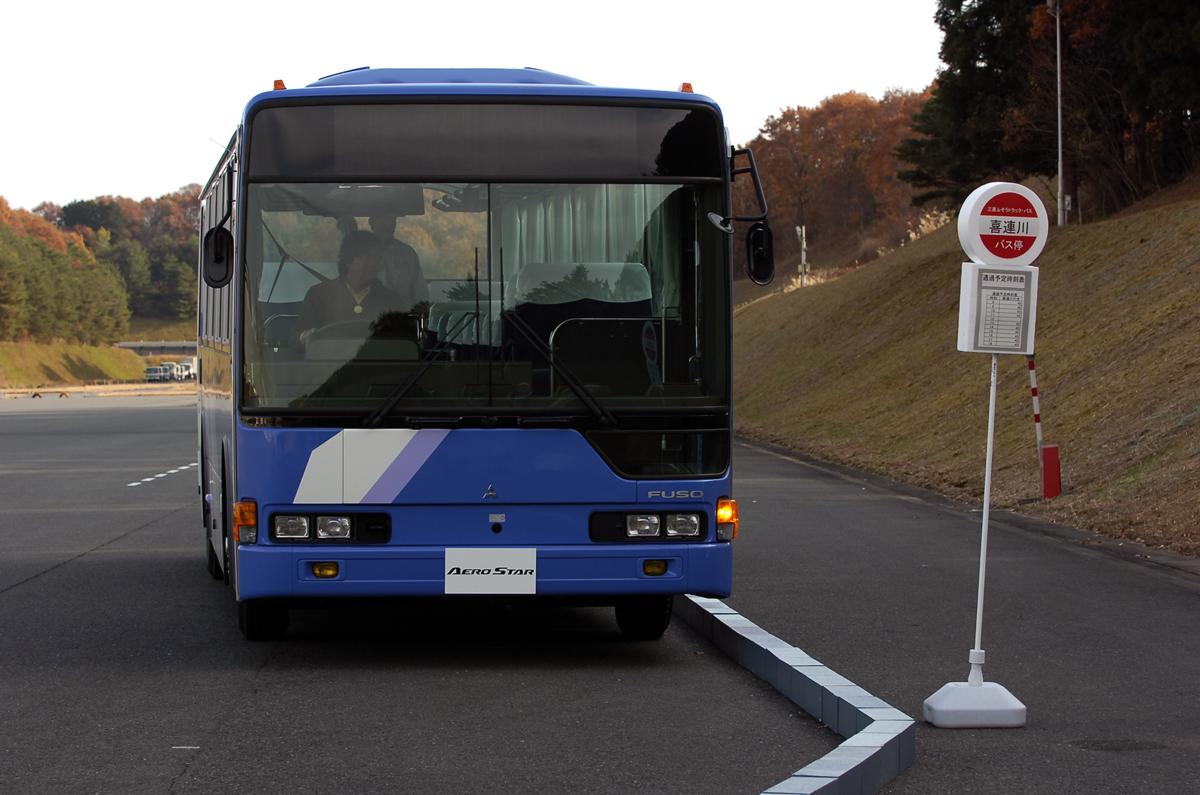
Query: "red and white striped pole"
1027 356 1043 459
1028 355 1061 499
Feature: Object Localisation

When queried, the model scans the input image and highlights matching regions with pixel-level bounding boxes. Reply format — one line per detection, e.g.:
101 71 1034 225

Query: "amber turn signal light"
716 498 739 541
234 499 258 544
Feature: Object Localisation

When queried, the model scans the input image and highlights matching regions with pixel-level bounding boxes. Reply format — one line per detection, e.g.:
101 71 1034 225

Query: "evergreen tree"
897 0 1043 205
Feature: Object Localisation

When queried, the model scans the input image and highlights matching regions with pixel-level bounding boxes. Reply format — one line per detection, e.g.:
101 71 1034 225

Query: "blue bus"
198 67 773 640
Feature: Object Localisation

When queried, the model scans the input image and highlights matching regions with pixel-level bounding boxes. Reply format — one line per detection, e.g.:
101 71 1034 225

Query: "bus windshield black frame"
240 101 731 428
246 100 724 182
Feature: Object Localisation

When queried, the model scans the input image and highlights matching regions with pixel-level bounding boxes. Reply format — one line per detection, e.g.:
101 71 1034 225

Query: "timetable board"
957 263 1039 355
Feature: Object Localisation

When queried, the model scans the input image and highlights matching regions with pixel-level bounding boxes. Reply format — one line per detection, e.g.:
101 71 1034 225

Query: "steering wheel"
303 319 374 345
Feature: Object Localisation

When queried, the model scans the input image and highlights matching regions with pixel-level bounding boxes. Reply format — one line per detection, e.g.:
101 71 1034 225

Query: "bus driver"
296 231 408 345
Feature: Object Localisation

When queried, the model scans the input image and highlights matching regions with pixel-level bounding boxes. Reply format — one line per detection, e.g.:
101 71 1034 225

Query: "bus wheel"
615 595 673 641
238 599 289 641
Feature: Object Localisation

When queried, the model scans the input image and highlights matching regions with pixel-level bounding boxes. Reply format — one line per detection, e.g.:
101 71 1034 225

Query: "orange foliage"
740 89 930 268
1 199 96 265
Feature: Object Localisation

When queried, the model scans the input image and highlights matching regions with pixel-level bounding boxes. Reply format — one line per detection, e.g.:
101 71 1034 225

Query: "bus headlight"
316 516 352 540
626 514 661 537
273 515 310 539
665 514 701 537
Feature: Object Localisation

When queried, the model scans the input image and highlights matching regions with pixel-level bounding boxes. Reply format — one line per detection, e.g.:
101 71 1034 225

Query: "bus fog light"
311 562 339 578
316 516 352 539
273 515 310 539
665 514 700 537
643 559 668 576
626 514 660 537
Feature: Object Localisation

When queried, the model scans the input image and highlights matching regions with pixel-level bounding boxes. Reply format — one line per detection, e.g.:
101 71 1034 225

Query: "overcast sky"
0 0 943 211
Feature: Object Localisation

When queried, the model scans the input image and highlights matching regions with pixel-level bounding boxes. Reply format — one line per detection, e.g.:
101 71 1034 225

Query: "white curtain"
494 184 682 313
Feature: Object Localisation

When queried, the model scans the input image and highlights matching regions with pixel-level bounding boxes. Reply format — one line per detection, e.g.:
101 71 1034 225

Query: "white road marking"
126 462 200 487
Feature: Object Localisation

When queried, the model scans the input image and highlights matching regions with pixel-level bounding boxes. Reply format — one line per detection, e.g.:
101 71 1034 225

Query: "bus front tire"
238 599 289 641
615 595 673 641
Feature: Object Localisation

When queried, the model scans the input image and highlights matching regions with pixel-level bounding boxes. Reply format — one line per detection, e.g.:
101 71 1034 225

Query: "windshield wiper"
501 309 616 428
362 311 477 428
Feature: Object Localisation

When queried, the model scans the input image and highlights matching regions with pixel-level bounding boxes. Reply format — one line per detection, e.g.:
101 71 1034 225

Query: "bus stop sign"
957 182 1048 268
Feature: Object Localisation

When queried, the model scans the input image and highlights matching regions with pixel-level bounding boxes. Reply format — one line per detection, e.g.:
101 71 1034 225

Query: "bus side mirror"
203 227 234 288
746 222 775 285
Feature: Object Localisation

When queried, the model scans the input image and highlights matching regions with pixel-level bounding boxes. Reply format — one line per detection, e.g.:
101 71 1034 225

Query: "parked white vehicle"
145 365 168 382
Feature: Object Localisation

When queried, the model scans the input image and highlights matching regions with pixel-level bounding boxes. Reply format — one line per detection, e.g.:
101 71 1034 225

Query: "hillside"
733 185 1200 556
0 341 145 388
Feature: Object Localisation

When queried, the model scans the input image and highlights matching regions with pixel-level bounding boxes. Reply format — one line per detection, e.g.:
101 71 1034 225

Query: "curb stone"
676 595 915 794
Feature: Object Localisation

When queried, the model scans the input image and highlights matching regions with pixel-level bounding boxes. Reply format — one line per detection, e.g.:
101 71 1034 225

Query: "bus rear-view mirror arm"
707 147 775 285
202 167 235 288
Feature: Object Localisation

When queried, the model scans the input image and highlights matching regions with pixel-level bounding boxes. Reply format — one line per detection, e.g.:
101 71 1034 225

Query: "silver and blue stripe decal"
293 429 451 504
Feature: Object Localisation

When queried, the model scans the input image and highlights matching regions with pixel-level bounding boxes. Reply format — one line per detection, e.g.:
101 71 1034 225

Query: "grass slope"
0 342 145 388
127 315 196 340
734 191 1200 555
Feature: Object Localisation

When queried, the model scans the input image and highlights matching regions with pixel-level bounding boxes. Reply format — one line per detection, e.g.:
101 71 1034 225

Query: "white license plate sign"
444 548 537 595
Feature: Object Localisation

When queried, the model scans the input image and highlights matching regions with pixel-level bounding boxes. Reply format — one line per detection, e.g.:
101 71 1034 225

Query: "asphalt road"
0 397 830 794
6 396 1196 793
728 440 1200 793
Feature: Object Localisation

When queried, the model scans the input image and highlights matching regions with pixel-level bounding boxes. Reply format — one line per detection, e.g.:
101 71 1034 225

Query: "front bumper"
235 542 732 601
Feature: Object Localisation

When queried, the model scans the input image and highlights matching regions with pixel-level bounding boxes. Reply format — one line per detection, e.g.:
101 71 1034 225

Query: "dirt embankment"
733 183 1200 556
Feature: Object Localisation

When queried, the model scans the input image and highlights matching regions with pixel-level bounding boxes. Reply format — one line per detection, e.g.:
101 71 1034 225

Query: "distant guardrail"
115 340 196 356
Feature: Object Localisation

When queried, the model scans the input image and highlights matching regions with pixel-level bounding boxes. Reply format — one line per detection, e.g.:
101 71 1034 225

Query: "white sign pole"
969 353 999 686
925 182 1043 729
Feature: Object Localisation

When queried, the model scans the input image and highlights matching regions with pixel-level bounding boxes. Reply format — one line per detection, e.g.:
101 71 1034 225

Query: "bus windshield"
242 181 729 419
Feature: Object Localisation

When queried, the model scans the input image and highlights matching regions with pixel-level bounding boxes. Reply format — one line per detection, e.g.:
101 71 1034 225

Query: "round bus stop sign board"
957 182 1049 267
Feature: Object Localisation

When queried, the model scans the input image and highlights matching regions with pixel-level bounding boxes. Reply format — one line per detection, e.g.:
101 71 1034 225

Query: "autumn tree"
0 196 130 344
739 90 929 270
59 185 201 320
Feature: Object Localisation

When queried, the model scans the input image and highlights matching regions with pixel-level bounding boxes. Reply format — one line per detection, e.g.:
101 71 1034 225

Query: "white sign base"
923 681 1027 728
923 355 1027 729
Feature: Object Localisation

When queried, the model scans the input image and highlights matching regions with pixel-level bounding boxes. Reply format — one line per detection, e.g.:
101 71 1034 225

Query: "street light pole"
1049 0 1064 226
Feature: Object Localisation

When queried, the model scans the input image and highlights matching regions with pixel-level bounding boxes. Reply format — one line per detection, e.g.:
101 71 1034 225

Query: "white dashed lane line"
127 462 198 487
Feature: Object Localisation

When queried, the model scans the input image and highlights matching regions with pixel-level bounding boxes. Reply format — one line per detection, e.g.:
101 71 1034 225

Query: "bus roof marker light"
678 82 694 93
273 79 286 90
